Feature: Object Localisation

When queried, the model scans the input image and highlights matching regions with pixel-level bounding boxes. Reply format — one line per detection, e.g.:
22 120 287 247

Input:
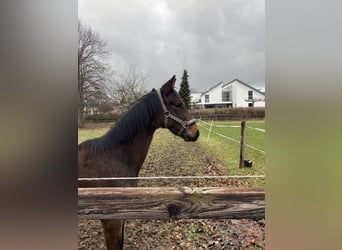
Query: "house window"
248 102 254 107
248 91 253 100
222 90 231 102
205 95 210 103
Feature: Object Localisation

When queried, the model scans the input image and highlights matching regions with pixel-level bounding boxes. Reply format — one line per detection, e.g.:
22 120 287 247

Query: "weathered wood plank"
78 187 265 220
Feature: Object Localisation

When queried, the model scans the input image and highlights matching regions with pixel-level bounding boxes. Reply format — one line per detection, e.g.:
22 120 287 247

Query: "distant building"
190 79 265 108
190 92 202 104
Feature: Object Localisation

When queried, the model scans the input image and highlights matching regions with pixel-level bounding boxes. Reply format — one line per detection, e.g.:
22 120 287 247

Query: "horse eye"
169 101 182 108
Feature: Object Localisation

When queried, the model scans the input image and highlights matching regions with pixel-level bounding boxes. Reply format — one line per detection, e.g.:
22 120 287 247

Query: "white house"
190 92 202 103
191 79 265 108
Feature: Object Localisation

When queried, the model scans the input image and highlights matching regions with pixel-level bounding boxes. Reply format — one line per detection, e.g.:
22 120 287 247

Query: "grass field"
78 120 266 185
78 126 109 144
78 121 265 249
197 120 265 181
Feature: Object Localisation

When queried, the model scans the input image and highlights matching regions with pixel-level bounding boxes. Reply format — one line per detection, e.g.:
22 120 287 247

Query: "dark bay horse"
78 76 199 250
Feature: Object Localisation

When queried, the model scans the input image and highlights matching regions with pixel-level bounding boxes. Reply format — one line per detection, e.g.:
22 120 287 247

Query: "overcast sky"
78 0 264 92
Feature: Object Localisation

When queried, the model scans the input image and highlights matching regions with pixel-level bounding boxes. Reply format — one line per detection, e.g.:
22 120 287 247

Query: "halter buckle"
182 121 189 128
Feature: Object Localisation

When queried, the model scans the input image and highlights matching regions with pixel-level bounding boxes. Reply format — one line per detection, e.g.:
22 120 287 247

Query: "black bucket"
243 160 253 168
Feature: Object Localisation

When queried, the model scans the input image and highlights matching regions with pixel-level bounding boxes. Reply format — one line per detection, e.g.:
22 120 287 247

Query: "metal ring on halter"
182 121 189 128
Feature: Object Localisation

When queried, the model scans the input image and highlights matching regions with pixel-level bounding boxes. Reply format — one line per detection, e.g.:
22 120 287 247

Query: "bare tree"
109 65 148 112
78 21 111 126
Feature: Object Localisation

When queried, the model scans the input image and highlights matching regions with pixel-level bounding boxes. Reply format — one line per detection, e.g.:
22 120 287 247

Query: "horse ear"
161 75 176 95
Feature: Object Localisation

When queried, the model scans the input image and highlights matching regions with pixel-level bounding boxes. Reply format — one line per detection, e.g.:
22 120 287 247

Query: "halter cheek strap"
156 88 196 135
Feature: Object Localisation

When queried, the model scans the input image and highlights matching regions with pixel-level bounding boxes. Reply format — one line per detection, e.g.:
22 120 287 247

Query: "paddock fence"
79 118 265 221
199 119 265 155
78 186 265 220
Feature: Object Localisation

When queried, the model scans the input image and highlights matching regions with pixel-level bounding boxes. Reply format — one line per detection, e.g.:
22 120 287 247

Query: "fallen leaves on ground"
78 129 265 249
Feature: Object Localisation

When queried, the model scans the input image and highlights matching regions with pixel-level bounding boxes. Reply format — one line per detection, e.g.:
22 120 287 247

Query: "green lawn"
197 120 265 185
78 126 108 144
78 120 266 186
78 121 266 174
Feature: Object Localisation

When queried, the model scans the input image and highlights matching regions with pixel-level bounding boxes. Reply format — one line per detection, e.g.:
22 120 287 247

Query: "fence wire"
198 121 265 154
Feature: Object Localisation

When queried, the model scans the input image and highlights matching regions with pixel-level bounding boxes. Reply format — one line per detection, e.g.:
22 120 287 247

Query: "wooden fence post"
239 120 246 168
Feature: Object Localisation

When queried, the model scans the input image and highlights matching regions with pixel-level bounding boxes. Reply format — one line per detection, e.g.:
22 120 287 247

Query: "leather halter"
156 88 196 135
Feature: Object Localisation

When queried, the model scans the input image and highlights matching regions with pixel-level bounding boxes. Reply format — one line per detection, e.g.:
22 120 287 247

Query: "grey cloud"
79 0 264 91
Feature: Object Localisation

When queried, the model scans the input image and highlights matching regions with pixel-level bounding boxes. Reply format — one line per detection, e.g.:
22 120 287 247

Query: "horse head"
157 75 199 142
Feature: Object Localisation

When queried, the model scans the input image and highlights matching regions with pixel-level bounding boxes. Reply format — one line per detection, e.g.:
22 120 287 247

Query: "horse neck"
123 126 156 175
101 90 162 174
103 90 162 146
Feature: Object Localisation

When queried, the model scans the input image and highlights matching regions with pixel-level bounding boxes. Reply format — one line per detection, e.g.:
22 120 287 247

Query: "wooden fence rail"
78 187 265 220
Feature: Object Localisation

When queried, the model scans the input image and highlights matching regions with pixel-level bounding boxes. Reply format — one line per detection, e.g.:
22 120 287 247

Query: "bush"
85 107 265 123
85 112 122 123
189 107 265 121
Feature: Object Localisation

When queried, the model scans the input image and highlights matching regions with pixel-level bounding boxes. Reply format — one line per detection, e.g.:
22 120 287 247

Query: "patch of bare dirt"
78 129 265 249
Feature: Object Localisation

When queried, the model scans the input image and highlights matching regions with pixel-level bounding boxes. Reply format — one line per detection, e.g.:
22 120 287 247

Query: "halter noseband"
156 88 196 135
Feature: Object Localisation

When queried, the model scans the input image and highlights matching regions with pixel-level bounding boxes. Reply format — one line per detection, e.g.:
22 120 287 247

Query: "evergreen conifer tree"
179 69 191 109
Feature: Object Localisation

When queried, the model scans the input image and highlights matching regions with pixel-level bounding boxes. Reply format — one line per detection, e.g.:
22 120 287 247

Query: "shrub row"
85 107 265 123
85 112 121 123
189 107 265 121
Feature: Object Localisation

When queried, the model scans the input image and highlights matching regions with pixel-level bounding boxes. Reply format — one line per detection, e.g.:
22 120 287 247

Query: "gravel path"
78 129 265 249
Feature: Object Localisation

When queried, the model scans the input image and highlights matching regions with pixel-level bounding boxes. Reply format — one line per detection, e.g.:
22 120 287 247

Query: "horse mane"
82 89 161 152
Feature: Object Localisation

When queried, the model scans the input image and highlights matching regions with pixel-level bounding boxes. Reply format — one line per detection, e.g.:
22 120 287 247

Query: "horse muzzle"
183 129 200 142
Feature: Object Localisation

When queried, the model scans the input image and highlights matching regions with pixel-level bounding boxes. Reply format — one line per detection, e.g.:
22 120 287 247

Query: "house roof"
199 81 223 96
223 79 265 96
193 78 265 97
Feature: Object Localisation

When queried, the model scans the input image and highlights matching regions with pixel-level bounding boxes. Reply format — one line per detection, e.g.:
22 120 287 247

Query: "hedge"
189 107 265 121
85 112 121 123
85 107 265 123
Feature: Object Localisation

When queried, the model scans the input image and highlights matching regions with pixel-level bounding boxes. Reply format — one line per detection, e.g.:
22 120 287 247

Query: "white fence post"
206 119 214 143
